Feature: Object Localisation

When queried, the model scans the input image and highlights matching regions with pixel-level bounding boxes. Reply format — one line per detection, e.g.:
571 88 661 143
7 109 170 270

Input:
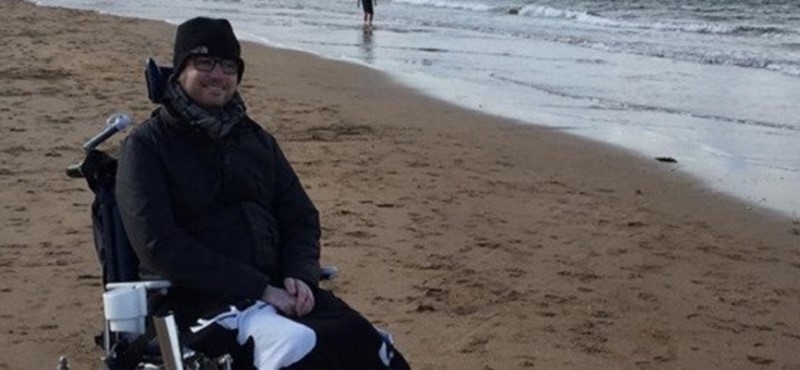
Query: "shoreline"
2 1 799 369
26 0 800 219
245 33 800 220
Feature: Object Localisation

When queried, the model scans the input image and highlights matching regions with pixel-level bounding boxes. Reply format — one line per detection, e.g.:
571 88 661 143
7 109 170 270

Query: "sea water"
31 0 800 217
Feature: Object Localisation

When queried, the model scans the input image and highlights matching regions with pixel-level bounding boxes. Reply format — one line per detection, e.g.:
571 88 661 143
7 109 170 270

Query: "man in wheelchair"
114 16 410 370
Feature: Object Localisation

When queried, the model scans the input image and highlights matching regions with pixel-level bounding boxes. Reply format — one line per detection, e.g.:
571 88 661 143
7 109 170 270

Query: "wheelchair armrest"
104 264 335 292
104 265 336 290
106 280 172 291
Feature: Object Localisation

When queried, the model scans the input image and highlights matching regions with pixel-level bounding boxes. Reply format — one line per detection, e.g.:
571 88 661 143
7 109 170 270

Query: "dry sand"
1 1 799 369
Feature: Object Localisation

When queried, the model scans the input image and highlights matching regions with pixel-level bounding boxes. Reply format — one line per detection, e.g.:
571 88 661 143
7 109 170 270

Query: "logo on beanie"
190 46 209 55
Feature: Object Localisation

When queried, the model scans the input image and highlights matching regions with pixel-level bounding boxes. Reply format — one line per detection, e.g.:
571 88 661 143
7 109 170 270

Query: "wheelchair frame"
67 130 236 370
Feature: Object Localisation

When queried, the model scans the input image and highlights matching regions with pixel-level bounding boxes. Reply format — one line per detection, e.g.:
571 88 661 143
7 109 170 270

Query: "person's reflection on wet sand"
359 25 374 64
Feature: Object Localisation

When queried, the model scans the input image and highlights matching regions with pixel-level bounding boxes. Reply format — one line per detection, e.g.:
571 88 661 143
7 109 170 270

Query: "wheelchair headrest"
145 58 174 104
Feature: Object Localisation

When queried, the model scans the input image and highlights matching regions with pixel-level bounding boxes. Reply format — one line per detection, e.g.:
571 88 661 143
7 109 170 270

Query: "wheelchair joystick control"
56 356 69 370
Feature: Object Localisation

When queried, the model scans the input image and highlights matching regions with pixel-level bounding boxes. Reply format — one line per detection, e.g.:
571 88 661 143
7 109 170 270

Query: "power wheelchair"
63 59 339 370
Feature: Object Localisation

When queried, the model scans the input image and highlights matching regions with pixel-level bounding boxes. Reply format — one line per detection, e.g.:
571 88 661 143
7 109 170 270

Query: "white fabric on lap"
190 302 316 370
239 303 316 370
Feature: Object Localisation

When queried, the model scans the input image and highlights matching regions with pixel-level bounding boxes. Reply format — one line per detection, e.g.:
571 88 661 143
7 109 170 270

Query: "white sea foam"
516 4 791 37
518 5 619 26
391 0 496 12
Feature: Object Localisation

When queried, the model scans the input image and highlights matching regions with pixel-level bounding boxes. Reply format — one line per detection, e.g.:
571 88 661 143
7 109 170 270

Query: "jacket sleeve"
267 135 322 287
116 130 270 300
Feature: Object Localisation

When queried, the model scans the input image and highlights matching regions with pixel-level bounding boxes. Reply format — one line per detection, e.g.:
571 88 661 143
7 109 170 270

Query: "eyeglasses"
191 56 240 75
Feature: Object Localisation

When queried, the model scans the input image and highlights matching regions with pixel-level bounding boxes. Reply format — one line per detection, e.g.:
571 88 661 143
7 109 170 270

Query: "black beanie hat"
173 17 245 82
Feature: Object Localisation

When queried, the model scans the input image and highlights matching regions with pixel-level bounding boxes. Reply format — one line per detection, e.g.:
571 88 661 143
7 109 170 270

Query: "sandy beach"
1 1 799 369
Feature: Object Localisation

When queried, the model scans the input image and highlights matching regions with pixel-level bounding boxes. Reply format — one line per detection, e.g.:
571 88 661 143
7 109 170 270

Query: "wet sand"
1 1 799 369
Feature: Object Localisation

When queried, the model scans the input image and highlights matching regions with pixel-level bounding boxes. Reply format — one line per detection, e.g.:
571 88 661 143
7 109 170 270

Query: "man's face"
177 56 240 111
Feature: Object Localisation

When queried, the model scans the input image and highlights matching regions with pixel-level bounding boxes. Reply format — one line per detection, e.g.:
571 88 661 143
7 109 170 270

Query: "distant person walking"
358 0 376 27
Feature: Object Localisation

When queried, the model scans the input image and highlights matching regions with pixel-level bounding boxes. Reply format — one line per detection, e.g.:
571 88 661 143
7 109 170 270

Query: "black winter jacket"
116 107 321 304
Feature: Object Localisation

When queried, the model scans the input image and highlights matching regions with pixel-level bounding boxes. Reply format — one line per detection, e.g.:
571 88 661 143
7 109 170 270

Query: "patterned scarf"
163 80 247 139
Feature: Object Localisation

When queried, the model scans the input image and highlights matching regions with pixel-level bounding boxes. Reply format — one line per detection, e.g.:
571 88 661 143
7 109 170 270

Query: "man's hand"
262 285 297 316
284 277 315 317
261 278 316 317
